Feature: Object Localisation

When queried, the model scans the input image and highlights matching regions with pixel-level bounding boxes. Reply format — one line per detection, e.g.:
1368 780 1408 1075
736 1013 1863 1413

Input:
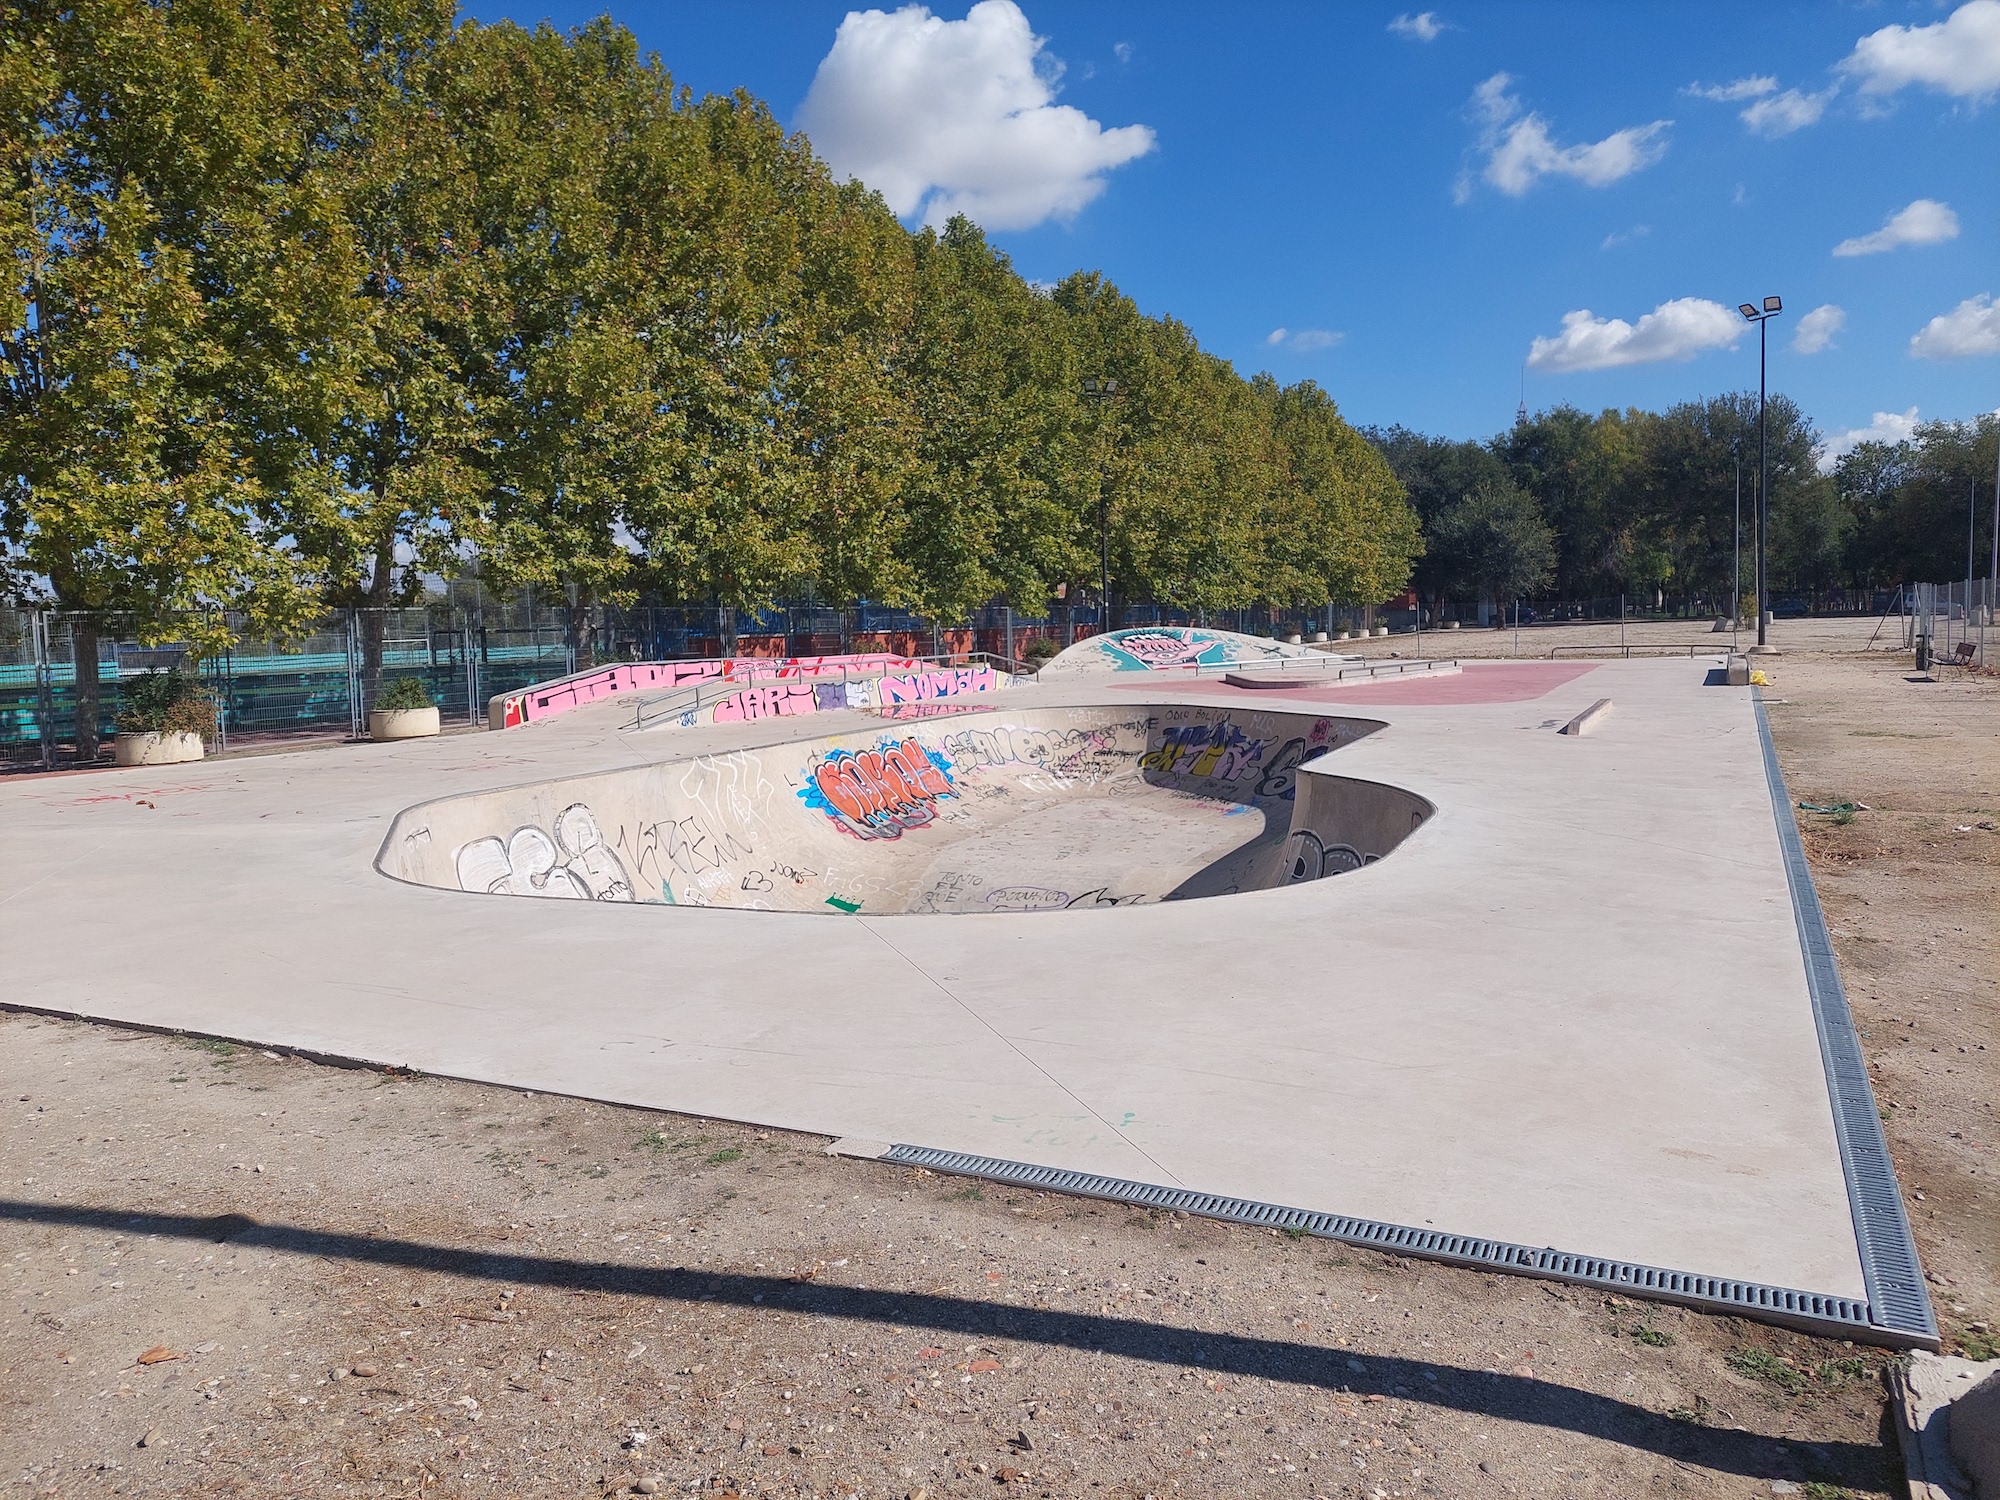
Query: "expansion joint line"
855 919 1182 1187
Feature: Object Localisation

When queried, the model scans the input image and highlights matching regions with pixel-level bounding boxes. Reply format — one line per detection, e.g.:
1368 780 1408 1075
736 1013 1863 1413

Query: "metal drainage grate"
1753 689 1937 1345
879 1144 1897 1343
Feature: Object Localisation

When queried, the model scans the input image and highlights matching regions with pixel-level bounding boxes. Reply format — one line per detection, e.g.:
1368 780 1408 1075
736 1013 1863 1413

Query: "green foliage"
114 667 215 738
3 2 1429 639
374 676 432 712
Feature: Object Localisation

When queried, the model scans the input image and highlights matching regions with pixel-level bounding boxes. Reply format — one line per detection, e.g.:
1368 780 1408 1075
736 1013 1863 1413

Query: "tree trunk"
358 536 395 712
72 617 101 761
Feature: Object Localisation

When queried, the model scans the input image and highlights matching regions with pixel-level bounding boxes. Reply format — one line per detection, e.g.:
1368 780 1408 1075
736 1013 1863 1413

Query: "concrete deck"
0 658 1931 1344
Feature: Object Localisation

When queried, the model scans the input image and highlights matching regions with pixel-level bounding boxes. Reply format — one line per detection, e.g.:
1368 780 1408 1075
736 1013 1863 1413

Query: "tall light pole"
1081 378 1127 632
1737 296 1782 652
1732 438 1742 635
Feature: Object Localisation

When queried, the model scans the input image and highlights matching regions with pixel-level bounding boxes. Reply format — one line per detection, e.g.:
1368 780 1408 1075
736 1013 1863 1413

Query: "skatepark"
0 631 1934 1351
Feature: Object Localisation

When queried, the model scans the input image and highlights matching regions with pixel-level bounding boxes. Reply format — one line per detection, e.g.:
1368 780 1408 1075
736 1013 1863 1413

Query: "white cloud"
1526 298 1743 374
1839 0 2000 102
1832 199 1960 256
1792 304 1845 355
1265 327 1344 352
795 0 1156 231
1461 74 1670 199
1388 12 1449 42
1819 407 1921 470
1688 74 1832 135
1112 40 1131 64
1600 224 1650 250
1741 87 1833 136
1910 293 2000 359
1686 76 1777 102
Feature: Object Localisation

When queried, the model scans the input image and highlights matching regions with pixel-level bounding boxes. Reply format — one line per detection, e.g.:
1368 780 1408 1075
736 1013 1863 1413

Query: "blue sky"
466 0 2000 454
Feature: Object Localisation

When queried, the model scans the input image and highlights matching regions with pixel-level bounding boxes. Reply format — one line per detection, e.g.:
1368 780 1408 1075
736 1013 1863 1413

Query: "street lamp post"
1736 296 1782 653
1081 378 1127 633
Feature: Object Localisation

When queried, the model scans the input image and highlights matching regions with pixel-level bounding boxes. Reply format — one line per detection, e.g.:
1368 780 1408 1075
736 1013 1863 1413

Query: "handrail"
1548 643 1729 659
1182 651 1457 681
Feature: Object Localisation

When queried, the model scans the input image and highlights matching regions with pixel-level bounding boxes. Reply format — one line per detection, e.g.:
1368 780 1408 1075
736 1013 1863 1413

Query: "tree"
1 0 333 751
1428 483 1554 610
1262 379 1420 613
891 217 1088 625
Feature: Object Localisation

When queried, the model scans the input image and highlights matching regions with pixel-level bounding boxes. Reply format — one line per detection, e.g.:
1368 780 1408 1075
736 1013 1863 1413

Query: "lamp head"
1763 295 1782 313
1738 303 1759 321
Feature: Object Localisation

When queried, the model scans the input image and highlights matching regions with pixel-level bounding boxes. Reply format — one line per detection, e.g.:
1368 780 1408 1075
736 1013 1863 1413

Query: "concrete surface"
0 658 1909 1340
1892 1352 2000 1499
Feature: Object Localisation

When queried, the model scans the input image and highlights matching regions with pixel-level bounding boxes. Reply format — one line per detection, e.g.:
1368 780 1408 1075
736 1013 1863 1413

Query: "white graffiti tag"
456 803 634 901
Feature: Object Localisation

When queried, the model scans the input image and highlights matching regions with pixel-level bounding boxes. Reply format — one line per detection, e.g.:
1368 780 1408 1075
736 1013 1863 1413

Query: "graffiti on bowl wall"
799 738 958 841
455 803 634 900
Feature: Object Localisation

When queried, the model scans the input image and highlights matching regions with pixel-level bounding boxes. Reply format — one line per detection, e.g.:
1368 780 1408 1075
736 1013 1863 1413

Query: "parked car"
1771 597 1810 618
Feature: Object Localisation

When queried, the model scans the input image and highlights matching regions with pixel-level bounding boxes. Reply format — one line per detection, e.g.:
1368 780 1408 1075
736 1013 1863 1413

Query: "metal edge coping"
876 1144 1921 1347
1751 686 1936 1345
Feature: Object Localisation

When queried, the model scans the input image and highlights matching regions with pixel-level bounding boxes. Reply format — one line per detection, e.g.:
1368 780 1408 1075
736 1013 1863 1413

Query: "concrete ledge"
1220 673 1298 690
1559 698 1613 736
1891 1352 2000 1499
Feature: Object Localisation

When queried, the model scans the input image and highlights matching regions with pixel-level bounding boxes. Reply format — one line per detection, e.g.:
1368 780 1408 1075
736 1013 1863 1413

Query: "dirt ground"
3 624 1994 1500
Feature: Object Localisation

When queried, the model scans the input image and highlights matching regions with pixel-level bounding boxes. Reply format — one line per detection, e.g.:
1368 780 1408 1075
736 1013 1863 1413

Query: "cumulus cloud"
1687 74 1831 135
1526 298 1743 374
1460 74 1669 200
1819 407 1921 470
1741 87 1834 135
795 0 1156 231
1839 0 2000 102
1910 293 2000 359
1833 199 1960 257
1265 327 1344 352
1792 304 1845 355
1388 12 1449 41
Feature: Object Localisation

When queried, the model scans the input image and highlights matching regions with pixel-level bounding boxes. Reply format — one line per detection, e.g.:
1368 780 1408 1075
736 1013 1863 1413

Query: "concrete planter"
369 706 441 741
114 731 205 767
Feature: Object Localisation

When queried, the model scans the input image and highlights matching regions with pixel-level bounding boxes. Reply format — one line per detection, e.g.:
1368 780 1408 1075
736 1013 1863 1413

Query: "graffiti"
496 651 933 728
1140 720 1269 782
800 738 957 840
456 803 634 901
878 666 999 704
984 886 1070 911
664 812 754 876
1039 626 1314 677
711 682 818 722
1255 738 1310 800
1064 887 1147 909
1282 828 1369 885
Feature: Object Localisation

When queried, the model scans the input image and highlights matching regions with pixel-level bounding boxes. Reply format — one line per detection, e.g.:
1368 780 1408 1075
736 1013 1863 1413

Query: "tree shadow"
2 1198 1882 1486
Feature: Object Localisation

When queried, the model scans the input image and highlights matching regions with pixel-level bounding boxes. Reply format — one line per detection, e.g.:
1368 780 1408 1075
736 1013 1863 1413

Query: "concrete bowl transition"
379 705 1431 916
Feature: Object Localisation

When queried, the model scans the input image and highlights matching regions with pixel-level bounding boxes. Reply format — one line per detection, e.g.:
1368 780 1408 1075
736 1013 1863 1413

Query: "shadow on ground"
3 1197 1878 1482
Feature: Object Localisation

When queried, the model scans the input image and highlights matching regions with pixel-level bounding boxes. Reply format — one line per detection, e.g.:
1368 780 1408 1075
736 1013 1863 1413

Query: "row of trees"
1368 401 1999 616
2 0 1421 692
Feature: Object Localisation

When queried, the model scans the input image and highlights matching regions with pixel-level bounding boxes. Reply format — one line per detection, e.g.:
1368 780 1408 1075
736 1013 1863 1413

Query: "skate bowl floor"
0 659 1932 1348
379 705 1429 916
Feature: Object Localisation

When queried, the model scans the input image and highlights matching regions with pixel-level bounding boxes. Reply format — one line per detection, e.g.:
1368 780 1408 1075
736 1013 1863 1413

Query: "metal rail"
1548 643 1729 659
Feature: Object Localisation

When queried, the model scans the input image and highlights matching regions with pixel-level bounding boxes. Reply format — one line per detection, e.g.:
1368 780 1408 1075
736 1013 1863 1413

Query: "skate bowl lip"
371 697 1429 918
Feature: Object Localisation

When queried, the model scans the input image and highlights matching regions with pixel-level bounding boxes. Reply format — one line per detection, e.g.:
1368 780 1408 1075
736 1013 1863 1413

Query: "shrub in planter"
369 677 441 740
113 668 215 766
